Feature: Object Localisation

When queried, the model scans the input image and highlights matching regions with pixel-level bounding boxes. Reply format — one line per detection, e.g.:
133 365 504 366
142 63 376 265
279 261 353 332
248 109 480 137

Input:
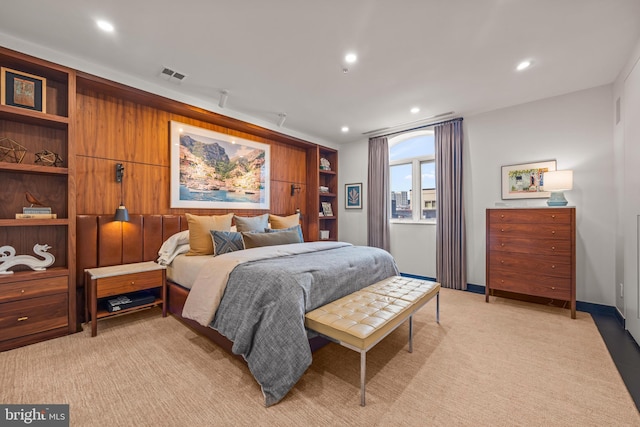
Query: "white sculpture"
0 244 55 274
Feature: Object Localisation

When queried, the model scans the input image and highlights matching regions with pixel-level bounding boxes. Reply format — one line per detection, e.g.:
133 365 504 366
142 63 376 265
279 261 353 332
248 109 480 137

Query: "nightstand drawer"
0 276 67 304
96 270 163 298
0 293 68 341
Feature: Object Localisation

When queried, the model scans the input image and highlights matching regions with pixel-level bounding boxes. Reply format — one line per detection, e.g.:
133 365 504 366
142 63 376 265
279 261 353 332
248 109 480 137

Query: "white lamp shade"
543 170 573 191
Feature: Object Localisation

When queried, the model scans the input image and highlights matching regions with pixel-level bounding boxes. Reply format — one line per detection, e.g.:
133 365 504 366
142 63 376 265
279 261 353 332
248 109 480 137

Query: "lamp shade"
114 204 129 222
543 170 573 191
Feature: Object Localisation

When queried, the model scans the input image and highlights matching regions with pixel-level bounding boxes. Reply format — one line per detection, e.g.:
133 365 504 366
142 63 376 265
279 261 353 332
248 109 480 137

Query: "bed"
76 214 398 406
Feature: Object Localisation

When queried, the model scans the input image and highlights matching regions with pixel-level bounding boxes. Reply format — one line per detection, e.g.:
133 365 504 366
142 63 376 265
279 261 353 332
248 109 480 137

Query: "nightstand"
85 261 167 337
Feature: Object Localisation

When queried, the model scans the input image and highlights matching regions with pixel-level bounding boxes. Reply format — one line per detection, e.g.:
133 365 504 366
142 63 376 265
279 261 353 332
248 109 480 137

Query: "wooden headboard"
76 214 188 320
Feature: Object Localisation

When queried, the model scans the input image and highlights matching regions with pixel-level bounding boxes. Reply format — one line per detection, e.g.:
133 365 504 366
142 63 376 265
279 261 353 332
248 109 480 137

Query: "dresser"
485 207 576 318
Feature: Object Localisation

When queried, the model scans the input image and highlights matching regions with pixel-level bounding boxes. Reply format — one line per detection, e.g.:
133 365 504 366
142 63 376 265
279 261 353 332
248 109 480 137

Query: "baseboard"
400 272 436 282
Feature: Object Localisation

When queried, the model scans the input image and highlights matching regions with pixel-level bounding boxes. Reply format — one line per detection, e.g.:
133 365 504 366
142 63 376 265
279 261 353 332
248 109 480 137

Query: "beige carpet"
1 288 638 427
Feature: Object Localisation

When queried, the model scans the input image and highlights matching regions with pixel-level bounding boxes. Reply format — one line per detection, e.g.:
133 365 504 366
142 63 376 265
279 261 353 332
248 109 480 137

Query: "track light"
219 90 229 108
277 113 287 127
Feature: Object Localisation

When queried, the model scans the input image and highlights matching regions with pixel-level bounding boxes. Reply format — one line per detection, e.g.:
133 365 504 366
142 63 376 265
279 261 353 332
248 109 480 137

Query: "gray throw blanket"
210 244 398 406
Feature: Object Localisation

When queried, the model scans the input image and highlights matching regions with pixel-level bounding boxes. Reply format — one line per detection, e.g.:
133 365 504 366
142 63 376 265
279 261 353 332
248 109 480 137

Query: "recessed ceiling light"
341 126 349 133
410 107 420 114
516 60 531 71
96 20 114 32
345 53 357 63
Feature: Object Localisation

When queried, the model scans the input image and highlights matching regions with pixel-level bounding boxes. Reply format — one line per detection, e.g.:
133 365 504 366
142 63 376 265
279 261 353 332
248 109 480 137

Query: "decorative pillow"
269 213 300 229
242 229 302 249
186 212 234 256
210 230 245 256
265 224 304 242
234 214 269 232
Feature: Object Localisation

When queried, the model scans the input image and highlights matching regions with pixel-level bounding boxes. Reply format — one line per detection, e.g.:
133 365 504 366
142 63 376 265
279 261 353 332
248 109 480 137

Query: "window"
389 130 436 221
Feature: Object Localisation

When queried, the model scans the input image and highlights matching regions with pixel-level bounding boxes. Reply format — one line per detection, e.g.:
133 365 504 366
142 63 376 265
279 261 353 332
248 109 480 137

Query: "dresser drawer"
488 223 570 240
0 276 68 304
96 270 163 298
488 271 571 300
0 293 68 342
488 236 572 256
488 253 571 278
488 209 572 224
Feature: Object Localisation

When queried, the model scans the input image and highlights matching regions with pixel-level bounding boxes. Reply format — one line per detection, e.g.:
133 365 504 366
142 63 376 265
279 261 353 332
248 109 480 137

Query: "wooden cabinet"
306 146 338 241
85 261 167 337
0 47 76 351
485 207 576 318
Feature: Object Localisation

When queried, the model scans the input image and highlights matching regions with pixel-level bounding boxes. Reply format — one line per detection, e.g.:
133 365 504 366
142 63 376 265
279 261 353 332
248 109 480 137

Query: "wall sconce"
114 163 129 222
291 183 301 196
543 170 573 206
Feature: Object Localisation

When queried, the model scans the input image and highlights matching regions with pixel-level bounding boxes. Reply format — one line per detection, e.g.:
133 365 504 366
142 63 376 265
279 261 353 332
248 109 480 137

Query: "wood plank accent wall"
74 76 312 233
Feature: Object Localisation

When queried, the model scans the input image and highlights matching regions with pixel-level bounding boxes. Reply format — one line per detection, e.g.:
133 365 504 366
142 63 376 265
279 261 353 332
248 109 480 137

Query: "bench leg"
360 351 367 406
436 292 440 324
408 315 413 353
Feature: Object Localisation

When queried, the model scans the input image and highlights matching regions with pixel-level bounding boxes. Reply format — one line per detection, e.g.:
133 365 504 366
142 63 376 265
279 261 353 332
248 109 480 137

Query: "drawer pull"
501 228 504 232
500 260 504 264
500 280 504 283
551 287 556 290
551 265 556 269
500 214 504 218
501 243 505 247
131 281 135 285
551 230 555 234
17 316 28 322
21 289 25 293
551 215 556 219
551 246 555 250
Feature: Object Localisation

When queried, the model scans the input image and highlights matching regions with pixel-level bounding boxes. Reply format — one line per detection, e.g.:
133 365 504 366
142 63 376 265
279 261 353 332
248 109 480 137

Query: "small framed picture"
1 67 47 113
321 201 334 217
345 183 362 209
501 160 556 200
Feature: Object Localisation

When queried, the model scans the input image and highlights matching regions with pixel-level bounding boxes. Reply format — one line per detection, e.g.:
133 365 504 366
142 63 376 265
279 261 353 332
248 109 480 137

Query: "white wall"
339 84 616 305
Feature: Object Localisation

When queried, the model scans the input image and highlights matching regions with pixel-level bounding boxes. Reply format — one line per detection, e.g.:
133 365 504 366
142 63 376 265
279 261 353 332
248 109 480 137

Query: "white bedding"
166 254 213 289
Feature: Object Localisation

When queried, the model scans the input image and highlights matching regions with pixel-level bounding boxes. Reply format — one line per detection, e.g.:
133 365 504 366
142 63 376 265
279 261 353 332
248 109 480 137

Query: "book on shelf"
23 206 52 214
16 213 58 219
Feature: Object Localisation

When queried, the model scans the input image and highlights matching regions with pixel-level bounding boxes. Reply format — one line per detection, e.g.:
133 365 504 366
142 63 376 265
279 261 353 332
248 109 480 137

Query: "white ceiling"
1 1 639 145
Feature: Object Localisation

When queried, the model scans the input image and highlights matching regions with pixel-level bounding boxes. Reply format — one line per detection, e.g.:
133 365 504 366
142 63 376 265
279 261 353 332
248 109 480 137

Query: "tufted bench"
305 276 440 406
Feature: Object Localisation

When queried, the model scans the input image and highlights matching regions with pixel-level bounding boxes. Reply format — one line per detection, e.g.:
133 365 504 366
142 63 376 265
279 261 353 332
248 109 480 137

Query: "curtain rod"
370 117 463 139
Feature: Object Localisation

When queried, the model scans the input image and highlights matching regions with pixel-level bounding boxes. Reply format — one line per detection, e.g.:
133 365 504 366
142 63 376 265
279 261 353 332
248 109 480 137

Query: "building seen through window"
389 130 436 221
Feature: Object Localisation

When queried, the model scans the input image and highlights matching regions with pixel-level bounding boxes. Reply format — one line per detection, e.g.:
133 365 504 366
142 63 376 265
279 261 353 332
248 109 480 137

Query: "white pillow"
158 230 190 257
157 243 189 266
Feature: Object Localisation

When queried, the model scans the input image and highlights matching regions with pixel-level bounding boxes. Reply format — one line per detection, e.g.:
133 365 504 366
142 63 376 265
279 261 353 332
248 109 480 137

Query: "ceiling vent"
160 67 187 82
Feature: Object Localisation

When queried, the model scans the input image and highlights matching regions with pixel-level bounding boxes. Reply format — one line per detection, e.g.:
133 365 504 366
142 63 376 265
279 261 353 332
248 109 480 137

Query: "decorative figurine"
0 137 27 163
0 244 55 274
25 191 45 207
35 149 63 167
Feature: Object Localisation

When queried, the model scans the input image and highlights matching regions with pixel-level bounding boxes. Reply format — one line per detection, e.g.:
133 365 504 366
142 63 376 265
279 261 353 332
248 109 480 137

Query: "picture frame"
1 67 46 113
501 160 556 200
170 121 270 209
345 182 362 209
321 201 334 217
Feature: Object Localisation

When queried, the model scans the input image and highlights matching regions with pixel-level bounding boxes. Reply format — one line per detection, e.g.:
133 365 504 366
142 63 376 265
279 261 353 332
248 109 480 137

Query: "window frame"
389 130 436 224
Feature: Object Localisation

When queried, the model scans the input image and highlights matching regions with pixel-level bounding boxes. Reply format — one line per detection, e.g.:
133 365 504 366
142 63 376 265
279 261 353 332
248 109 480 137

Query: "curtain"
367 136 391 251
435 119 466 290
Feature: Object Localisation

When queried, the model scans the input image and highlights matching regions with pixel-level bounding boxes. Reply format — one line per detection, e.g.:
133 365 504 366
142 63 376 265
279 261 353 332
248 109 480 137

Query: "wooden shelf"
319 169 336 175
95 297 163 319
320 192 337 198
0 267 69 285
0 162 69 176
0 219 68 227
0 105 69 128
319 216 337 220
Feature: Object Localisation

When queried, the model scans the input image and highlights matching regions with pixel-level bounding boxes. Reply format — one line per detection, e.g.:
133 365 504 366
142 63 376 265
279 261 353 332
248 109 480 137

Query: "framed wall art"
345 182 362 209
170 121 270 209
1 67 46 113
501 160 556 200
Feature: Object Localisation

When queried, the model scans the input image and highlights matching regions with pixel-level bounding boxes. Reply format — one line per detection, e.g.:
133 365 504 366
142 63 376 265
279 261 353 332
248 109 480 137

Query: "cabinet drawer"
0 293 68 341
488 253 571 278
488 223 570 240
488 209 572 224
0 276 67 304
96 270 163 298
488 237 572 256
489 271 571 300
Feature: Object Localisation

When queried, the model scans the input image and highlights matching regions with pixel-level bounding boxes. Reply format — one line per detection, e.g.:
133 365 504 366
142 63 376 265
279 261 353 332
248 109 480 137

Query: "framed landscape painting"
501 160 556 200
170 121 270 209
